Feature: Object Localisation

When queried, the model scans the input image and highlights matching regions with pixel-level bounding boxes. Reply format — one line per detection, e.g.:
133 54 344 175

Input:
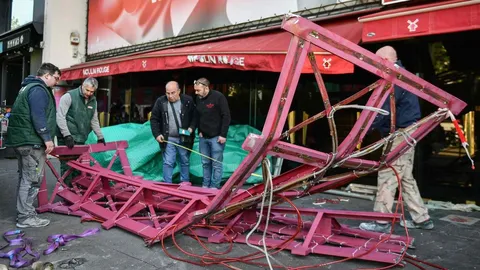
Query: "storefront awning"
61 18 361 81
359 0 480 43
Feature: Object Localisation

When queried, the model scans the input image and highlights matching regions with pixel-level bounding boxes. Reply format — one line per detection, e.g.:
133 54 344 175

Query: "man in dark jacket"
150 81 196 184
56 77 105 185
360 46 433 233
6 62 61 228
194 78 231 189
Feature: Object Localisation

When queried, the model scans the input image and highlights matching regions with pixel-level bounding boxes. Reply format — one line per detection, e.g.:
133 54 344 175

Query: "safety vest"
65 87 97 143
6 83 56 147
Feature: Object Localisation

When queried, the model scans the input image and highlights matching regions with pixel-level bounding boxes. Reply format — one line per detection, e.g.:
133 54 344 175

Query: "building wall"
30 48 42 74
0 1 12 34
42 0 88 69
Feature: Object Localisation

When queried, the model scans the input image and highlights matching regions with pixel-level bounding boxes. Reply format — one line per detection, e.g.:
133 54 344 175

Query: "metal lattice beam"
38 14 467 268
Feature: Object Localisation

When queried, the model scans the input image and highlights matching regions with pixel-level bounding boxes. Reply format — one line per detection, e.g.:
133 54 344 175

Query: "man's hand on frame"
64 135 75 149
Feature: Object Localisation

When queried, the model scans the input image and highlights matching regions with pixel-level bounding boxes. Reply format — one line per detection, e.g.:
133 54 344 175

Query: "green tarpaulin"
85 122 265 185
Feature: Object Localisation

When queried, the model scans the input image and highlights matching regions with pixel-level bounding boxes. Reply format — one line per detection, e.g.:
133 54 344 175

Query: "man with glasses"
194 78 231 189
6 62 61 228
56 77 105 185
151 81 196 184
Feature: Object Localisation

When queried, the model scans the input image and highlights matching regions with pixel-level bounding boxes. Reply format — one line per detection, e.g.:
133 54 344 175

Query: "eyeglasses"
194 80 207 87
49 74 60 81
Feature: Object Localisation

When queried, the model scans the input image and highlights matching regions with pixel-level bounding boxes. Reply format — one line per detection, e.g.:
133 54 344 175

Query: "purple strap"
44 228 100 255
1 228 99 268
0 230 40 268
1 230 24 246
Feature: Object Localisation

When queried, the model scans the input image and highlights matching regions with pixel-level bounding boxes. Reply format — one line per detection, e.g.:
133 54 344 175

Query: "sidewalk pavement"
0 157 479 269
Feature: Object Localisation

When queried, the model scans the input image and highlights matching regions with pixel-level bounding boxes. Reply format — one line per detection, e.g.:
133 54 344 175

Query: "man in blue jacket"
6 63 61 228
359 46 433 233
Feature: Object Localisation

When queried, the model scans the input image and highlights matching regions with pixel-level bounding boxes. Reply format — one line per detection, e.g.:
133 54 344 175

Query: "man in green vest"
6 62 61 228
56 77 105 185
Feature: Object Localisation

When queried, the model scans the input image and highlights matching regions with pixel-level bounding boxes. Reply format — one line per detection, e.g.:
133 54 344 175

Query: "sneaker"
16 216 50 228
400 219 434 230
209 187 219 190
202 186 209 188
359 222 391 233
180 181 191 186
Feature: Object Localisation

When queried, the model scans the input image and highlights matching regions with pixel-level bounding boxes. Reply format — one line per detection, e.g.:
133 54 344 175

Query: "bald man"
359 46 433 233
150 81 197 184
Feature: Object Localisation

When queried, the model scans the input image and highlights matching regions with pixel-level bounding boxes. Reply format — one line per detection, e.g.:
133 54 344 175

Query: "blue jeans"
162 137 190 183
199 136 225 188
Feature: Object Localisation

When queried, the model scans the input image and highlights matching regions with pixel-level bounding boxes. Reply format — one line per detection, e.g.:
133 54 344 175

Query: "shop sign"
187 55 245 67
2 29 31 52
382 0 410 5
82 66 110 76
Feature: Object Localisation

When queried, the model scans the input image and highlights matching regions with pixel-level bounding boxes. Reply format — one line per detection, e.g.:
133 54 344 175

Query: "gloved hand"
64 135 75 149
97 138 106 145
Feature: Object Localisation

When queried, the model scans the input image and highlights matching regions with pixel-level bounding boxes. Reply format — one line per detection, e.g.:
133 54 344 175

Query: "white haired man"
56 77 105 185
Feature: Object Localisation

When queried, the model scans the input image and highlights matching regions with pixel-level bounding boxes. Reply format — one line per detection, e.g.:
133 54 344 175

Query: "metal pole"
106 76 112 126
183 69 186 94
254 72 257 128
22 55 28 78
0 62 6 104
323 189 375 201
249 73 252 126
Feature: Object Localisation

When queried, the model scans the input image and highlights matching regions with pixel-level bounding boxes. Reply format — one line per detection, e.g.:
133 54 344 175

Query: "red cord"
155 196 305 269
405 254 448 270
147 166 444 269
360 165 410 270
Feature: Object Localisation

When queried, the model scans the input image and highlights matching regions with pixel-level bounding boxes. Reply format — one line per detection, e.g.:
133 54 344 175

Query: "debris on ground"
426 200 480 212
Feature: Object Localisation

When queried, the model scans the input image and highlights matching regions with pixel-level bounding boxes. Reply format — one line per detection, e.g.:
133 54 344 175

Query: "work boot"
359 222 391 233
16 216 50 228
400 219 434 230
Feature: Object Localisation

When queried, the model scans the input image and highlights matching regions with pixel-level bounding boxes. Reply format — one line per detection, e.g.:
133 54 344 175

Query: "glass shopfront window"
10 0 34 30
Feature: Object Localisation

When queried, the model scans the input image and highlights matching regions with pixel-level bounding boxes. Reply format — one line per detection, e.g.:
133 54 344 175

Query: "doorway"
4 56 25 106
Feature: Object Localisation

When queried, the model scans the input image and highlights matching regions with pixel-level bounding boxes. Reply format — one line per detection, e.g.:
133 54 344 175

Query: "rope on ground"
164 140 262 178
